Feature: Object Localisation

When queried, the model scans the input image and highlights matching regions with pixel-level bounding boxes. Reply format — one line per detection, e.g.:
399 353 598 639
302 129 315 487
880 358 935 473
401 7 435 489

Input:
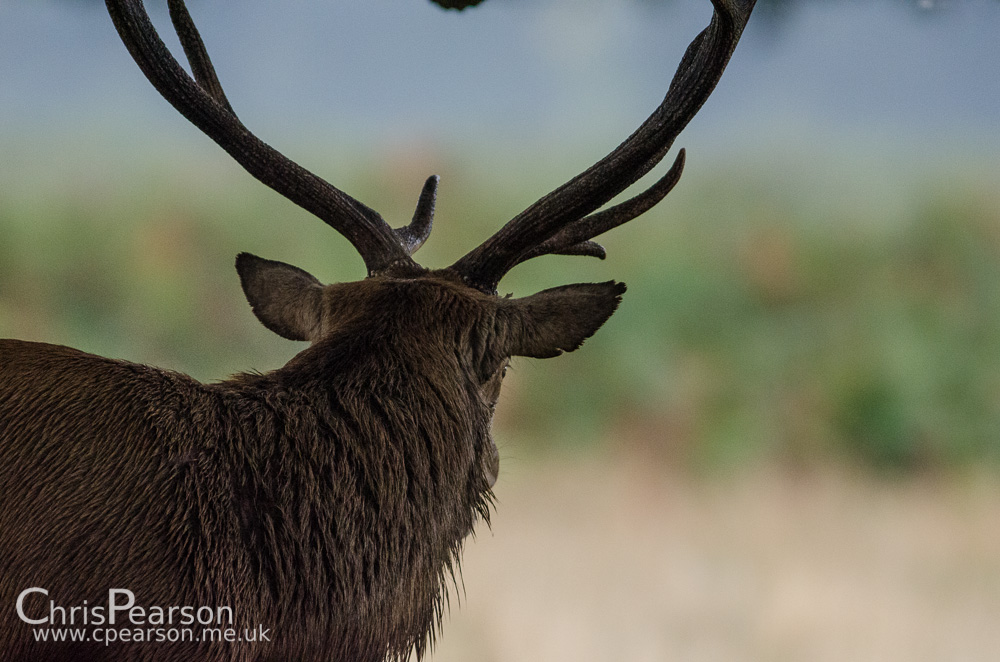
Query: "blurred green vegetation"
1 135 998 473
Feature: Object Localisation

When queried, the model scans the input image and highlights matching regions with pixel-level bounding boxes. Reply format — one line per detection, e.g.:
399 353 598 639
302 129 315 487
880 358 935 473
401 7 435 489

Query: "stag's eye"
481 359 509 409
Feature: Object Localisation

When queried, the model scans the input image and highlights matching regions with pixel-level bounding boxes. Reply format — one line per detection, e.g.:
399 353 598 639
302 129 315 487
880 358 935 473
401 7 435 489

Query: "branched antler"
450 0 756 291
108 0 754 288
107 0 431 276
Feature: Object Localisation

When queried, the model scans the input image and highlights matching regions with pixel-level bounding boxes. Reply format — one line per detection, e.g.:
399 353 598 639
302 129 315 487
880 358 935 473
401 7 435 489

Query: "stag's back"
0 337 493 661
0 340 253 659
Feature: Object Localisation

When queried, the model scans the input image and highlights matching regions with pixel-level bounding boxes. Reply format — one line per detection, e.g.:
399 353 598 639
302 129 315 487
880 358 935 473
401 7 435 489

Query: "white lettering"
16 588 49 625
147 605 164 625
107 589 135 625
196 606 215 625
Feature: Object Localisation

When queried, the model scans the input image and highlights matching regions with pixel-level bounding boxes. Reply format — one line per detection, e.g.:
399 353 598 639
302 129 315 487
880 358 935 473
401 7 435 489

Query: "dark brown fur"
0 267 624 661
2 0 755 657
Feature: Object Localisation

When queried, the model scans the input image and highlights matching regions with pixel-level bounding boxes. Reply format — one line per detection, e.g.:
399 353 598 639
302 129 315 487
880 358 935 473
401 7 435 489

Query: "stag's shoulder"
1 338 192 380
0 338 209 408
0 338 94 364
0 339 229 468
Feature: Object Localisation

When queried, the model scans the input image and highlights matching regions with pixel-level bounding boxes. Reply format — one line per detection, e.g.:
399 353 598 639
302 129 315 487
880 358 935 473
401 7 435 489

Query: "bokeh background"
2 0 999 659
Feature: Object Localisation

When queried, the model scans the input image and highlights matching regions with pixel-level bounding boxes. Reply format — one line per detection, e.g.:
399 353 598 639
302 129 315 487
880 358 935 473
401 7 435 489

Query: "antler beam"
107 0 422 276
451 0 756 291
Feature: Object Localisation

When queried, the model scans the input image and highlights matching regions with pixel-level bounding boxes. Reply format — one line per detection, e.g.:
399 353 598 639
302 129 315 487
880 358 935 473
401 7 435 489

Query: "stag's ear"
236 253 325 342
500 281 626 359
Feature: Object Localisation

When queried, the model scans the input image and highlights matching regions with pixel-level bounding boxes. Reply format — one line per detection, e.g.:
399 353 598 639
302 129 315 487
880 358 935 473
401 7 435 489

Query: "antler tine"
451 0 755 291
106 0 417 276
516 149 686 265
395 175 439 255
166 0 234 115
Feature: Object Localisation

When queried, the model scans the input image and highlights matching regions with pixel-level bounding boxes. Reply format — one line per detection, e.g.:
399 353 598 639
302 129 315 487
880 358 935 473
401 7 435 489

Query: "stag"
0 0 754 660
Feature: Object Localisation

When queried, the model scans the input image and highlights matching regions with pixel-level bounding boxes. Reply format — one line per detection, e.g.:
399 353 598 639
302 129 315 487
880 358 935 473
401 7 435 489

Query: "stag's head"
106 0 755 494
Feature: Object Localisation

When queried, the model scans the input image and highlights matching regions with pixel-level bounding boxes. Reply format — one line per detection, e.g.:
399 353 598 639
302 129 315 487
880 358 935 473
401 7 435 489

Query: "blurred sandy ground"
425 451 1000 662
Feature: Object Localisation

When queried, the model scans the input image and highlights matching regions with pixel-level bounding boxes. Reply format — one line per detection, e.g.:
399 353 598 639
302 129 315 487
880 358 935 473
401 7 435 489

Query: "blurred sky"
1 0 998 157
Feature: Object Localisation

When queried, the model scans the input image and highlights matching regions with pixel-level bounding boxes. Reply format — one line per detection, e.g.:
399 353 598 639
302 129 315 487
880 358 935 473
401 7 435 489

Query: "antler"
106 0 430 276
450 0 756 292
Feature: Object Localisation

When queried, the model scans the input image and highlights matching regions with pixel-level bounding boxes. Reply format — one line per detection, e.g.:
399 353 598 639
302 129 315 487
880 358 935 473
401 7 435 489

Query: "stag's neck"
210 344 483 659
